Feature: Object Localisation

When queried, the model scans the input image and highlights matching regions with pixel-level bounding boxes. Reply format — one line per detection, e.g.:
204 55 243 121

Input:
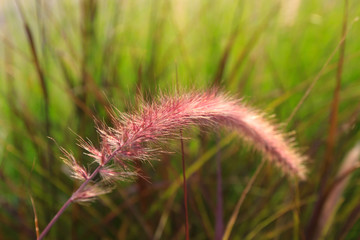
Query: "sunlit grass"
1 0 360 239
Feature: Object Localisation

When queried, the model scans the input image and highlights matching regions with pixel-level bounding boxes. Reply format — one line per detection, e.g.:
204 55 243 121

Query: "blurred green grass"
0 0 360 239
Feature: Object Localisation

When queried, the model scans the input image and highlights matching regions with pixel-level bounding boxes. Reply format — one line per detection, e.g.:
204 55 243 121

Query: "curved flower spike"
39 90 307 240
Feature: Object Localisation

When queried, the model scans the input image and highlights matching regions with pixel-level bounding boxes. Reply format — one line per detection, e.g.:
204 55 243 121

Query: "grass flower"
38 90 306 239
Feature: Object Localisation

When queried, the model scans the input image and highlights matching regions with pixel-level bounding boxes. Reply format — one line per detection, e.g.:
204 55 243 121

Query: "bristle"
97 91 306 179
63 90 306 201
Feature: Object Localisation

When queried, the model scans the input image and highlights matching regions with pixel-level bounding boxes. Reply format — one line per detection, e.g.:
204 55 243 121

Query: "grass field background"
1 0 360 239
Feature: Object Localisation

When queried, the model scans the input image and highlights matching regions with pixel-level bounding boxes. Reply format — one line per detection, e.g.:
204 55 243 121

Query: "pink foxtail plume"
38 90 306 240
93 90 306 180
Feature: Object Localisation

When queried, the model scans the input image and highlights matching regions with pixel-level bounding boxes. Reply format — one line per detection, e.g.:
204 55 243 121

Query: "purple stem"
215 136 224 240
38 148 122 240
180 130 190 240
38 165 102 240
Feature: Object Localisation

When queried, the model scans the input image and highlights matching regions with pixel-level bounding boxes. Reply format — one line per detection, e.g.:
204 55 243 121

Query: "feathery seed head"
110 91 305 179
62 90 306 201
60 148 89 181
72 184 114 202
103 91 306 179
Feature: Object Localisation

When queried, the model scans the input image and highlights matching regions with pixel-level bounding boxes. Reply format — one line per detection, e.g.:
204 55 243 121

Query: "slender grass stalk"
177 68 189 240
338 203 360 240
286 14 359 124
215 135 224 240
318 142 360 238
180 130 189 240
222 161 265 240
15 0 55 229
30 195 39 239
306 1 349 238
38 165 102 239
227 5 279 86
320 0 348 191
38 90 306 239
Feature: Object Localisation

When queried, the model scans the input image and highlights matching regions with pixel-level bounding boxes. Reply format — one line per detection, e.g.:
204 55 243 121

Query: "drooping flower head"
86 91 305 179
63 90 306 202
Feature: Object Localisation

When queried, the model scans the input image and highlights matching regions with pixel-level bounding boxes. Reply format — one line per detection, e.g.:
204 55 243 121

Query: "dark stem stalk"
38 165 101 240
215 135 224 240
37 147 122 240
37 193 74 240
180 130 189 240
306 1 348 238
